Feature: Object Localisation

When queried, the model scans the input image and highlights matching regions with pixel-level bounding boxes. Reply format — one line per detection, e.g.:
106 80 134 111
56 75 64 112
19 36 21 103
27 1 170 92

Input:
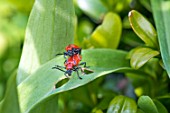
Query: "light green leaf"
90 12 122 49
18 49 130 113
153 100 168 113
76 0 108 21
130 47 159 69
107 95 137 113
17 0 75 84
151 0 170 78
138 96 159 113
0 73 20 113
129 10 158 48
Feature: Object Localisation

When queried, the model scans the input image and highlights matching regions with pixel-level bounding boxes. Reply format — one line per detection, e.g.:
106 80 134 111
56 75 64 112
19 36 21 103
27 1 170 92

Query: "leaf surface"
18 49 130 112
17 0 75 84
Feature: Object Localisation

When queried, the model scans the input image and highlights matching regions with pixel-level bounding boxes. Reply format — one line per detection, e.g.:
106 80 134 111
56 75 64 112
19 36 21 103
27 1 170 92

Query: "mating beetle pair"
52 44 88 79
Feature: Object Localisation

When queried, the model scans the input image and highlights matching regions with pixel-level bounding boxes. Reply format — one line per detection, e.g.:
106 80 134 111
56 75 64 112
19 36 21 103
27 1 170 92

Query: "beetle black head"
66 70 72 76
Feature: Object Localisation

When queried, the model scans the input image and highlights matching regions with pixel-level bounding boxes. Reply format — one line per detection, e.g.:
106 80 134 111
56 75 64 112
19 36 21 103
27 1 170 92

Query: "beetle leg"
52 65 66 72
75 68 82 79
78 62 89 68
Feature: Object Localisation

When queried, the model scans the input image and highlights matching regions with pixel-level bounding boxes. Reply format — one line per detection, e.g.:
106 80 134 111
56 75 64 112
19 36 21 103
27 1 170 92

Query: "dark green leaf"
153 100 168 113
0 73 20 113
107 95 137 113
138 96 158 113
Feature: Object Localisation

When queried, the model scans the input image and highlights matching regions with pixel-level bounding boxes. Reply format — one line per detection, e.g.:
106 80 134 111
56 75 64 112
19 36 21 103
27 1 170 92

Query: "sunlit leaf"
17 0 75 84
107 95 137 113
76 0 108 21
129 10 158 48
90 12 122 49
130 47 159 69
151 0 170 78
18 49 130 112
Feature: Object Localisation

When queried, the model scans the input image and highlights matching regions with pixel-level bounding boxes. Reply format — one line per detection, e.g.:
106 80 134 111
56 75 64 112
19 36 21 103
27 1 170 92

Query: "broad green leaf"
151 0 170 78
18 49 130 113
130 47 159 69
138 96 159 113
129 10 158 48
107 95 137 113
153 100 168 113
76 0 108 21
90 12 122 49
0 73 20 113
17 0 75 84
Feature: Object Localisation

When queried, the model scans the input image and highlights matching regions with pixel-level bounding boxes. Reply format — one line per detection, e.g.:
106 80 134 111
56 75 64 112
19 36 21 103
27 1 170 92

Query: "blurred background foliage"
0 0 170 113
0 0 34 100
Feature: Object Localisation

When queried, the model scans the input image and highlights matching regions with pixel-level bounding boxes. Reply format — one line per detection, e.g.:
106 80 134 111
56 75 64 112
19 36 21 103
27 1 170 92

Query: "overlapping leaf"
17 49 130 112
17 0 75 84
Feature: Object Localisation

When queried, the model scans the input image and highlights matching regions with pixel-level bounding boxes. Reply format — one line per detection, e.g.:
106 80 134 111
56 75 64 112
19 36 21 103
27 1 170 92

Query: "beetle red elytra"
56 44 81 59
53 44 89 79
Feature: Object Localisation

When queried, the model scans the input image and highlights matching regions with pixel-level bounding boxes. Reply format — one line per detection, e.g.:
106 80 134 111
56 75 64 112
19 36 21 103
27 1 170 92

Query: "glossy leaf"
153 100 168 113
151 0 170 78
130 47 159 69
90 12 122 49
107 95 137 113
129 10 158 48
138 96 159 113
17 0 75 84
0 73 20 113
76 0 108 21
17 49 130 113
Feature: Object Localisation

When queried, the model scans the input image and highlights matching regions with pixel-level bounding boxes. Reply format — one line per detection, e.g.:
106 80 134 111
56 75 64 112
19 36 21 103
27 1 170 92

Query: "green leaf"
17 0 75 84
129 10 158 48
18 49 130 113
153 100 168 113
137 109 145 113
130 47 159 69
0 73 20 113
151 0 170 78
90 12 122 49
107 95 137 113
138 96 159 113
76 0 108 21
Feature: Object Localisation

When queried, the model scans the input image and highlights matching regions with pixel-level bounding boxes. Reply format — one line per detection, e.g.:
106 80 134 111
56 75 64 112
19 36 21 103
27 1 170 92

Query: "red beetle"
52 54 86 79
56 44 81 58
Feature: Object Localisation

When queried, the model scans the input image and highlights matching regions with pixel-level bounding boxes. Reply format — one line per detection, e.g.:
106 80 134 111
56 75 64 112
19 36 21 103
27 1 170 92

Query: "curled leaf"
90 12 122 49
129 10 158 48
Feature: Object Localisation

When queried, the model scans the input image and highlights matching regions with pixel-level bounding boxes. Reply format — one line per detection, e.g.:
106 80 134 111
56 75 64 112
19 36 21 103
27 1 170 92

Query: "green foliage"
1 0 170 113
0 73 20 113
151 0 170 78
107 95 137 113
129 10 158 49
90 12 122 48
